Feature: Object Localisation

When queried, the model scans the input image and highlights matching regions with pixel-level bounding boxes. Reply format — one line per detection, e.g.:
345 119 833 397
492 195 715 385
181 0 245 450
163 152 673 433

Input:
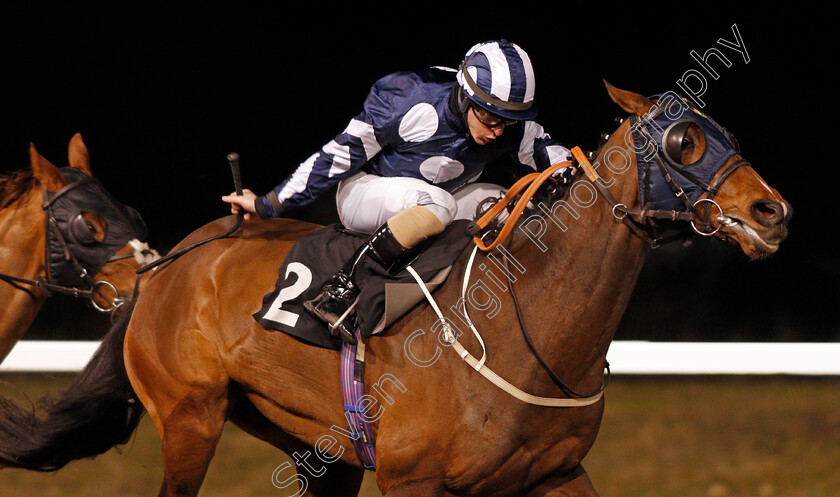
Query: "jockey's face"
467 105 514 145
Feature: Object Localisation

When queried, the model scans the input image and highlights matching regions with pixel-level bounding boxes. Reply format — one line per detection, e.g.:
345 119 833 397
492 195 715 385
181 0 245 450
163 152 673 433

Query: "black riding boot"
304 223 406 344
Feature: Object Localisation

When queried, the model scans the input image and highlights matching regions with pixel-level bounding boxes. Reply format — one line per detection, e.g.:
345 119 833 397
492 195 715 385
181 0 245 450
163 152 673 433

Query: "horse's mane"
0 169 36 210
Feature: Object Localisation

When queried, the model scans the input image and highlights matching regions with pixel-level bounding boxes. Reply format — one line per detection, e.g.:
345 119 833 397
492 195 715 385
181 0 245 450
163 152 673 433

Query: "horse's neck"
0 187 45 271
484 122 648 390
0 187 48 359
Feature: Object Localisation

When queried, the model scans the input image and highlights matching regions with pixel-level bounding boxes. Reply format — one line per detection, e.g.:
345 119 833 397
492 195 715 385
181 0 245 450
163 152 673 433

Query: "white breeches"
335 171 504 235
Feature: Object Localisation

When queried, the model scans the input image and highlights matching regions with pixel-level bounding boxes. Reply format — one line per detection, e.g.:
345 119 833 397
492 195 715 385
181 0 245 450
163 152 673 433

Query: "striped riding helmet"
456 39 538 121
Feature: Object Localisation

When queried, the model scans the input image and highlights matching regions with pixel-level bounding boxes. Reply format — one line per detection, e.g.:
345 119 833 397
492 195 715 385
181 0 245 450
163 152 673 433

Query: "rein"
470 161 573 251
503 249 611 399
471 119 749 252
135 215 243 275
466 144 679 250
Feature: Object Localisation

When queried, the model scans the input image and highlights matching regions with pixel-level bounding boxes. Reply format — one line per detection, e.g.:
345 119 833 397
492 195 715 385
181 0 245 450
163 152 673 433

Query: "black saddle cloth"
254 221 472 350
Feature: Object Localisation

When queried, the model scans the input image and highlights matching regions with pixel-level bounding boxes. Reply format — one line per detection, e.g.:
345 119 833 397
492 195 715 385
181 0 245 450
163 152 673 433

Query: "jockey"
223 39 575 344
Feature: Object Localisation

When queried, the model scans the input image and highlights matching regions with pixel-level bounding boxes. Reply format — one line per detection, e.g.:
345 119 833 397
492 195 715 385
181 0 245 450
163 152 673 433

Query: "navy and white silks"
256 67 572 233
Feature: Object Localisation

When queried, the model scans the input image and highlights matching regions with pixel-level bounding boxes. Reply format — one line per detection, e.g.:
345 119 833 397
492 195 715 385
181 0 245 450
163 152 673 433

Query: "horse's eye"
663 119 705 166
70 212 107 246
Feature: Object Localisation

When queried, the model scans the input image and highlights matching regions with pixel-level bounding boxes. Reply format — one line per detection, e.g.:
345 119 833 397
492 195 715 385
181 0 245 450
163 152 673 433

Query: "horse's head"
29 134 157 310
604 82 791 259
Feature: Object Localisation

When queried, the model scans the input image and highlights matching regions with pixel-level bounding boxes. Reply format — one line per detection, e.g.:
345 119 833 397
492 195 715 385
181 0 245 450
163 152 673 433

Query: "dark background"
3 3 835 342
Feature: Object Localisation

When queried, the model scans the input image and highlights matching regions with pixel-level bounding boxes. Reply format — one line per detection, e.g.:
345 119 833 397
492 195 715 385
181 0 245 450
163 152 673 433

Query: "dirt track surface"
0 374 837 497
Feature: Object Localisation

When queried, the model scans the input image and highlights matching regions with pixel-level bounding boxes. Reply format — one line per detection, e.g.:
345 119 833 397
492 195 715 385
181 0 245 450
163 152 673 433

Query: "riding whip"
136 152 246 275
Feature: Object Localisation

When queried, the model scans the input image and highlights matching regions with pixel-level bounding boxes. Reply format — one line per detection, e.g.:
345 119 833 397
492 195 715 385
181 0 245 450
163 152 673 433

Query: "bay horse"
0 134 155 361
0 84 790 496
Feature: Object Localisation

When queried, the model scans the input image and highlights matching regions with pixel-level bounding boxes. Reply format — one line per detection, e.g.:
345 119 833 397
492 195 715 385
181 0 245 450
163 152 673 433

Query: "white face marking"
754 174 780 200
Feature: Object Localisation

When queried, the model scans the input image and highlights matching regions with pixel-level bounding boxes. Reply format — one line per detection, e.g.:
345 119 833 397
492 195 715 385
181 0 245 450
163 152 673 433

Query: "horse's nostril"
751 199 783 225
757 203 777 218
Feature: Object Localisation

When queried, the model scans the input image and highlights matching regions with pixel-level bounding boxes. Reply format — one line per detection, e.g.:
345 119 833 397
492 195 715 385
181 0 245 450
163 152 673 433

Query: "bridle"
577 92 749 248
0 169 155 313
449 93 751 404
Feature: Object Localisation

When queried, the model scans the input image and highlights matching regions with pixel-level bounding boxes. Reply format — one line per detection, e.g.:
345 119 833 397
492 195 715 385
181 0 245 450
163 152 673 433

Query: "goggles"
471 105 518 129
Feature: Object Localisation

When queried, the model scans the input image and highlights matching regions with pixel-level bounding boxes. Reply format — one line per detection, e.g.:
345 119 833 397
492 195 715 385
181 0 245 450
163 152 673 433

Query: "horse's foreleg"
297 459 366 497
526 464 601 497
144 389 229 497
229 394 365 497
157 393 228 497
126 325 230 497
157 478 169 497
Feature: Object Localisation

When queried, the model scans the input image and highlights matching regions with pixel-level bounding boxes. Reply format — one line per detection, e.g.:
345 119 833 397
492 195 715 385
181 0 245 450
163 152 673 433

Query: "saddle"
254 220 473 349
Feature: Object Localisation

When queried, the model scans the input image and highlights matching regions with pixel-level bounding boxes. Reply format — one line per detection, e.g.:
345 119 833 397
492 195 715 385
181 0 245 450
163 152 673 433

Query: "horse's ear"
68 133 92 174
30 143 68 191
604 80 654 116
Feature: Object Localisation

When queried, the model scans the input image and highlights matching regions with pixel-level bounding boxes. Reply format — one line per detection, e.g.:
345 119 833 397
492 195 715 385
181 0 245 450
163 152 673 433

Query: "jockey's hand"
221 189 258 221
552 166 578 184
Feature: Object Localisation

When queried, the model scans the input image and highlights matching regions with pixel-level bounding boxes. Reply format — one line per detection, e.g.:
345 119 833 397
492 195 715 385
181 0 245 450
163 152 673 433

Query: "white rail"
605 341 839 375
1 340 838 375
